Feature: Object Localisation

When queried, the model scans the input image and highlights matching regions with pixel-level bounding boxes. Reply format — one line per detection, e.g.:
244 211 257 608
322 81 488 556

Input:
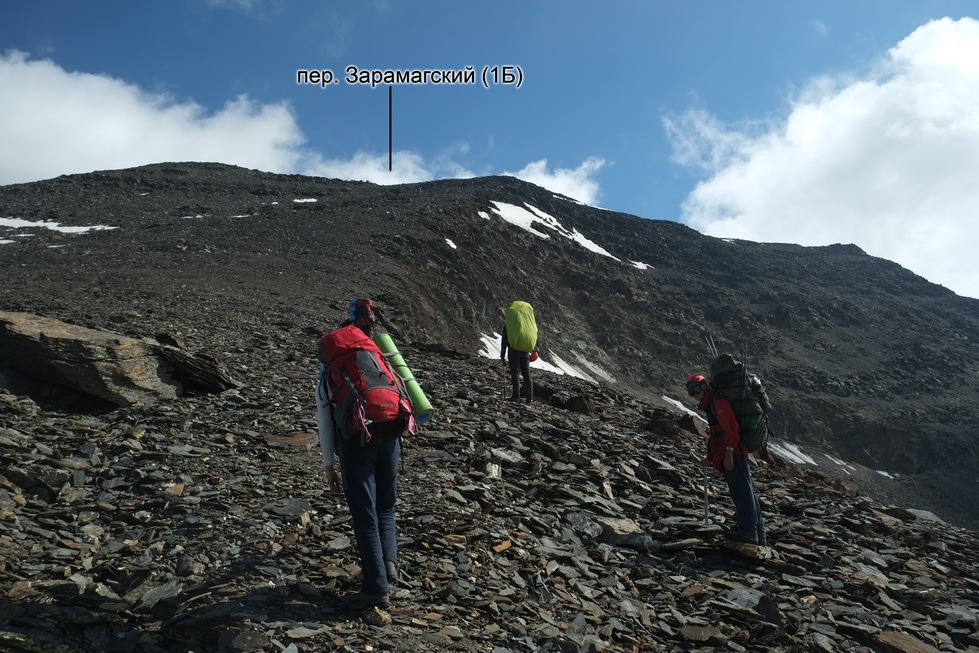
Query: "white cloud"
302 147 476 185
303 150 429 185
0 50 304 185
503 157 606 206
0 51 604 203
206 0 253 9
205 0 280 14
665 17 979 299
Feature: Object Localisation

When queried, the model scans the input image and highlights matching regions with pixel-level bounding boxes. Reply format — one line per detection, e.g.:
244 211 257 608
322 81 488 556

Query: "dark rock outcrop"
0 311 239 407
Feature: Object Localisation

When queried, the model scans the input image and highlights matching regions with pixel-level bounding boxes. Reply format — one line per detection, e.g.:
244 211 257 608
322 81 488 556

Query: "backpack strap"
340 368 371 446
402 397 418 436
707 395 741 447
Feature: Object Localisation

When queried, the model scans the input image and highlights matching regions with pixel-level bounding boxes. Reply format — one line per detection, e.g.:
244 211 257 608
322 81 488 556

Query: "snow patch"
540 353 593 381
0 217 117 235
478 332 591 381
825 455 857 473
662 396 702 419
478 333 501 360
769 442 817 466
488 201 619 260
573 354 615 383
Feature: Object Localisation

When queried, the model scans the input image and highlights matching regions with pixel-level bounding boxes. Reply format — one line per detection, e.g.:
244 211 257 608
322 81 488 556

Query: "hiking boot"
757 531 768 546
726 531 758 545
385 560 399 586
347 590 390 609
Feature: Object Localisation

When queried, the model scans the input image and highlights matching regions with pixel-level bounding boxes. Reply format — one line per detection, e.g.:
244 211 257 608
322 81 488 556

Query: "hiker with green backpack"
686 355 769 546
500 300 538 402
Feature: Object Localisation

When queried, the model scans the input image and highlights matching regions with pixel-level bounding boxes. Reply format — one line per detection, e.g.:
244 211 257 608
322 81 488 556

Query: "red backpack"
319 325 416 444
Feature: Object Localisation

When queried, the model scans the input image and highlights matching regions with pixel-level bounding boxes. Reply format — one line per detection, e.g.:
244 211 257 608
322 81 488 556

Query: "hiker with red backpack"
500 300 538 402
686 371 767 546
315 299 415 609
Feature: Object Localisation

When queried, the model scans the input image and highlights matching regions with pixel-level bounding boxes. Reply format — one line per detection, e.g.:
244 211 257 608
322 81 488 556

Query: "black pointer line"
388 85 393 172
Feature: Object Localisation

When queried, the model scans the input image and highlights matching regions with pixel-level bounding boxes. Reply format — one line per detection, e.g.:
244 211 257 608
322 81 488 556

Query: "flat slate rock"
1 332 978 652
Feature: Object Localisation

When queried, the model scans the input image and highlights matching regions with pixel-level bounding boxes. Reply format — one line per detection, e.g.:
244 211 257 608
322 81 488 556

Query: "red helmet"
529 351 539 362
685 373 708 396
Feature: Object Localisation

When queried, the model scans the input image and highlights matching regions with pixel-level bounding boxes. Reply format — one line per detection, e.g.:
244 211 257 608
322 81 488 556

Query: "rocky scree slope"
0 307 978 652
1 162 978 531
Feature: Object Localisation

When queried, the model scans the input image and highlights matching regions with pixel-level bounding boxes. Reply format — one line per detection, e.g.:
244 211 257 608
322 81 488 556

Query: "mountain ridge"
2 161 978 531
3 162 979 651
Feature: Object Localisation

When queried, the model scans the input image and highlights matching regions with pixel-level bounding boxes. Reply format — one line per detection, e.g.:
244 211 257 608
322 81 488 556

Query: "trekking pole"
703 463 711 524
705 334 718 358
741 343 748 403
501 361 507 400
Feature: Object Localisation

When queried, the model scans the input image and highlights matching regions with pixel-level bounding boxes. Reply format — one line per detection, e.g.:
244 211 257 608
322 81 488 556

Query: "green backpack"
505 301 538 352
708 353 772 452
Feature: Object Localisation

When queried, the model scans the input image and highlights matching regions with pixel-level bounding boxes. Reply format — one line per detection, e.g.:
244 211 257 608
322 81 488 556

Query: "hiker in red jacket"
315 300 400 609
686 373 766 545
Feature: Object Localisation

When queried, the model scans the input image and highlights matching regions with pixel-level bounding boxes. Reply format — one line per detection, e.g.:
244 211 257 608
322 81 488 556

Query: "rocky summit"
1 163 978 652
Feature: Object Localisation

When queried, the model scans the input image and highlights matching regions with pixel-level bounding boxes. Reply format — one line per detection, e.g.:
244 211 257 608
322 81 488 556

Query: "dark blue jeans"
339 436 400 594
723 454 765 539
507 349 532 400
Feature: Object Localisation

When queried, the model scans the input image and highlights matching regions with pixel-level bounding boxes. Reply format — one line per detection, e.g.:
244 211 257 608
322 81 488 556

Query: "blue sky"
3 1 979 298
